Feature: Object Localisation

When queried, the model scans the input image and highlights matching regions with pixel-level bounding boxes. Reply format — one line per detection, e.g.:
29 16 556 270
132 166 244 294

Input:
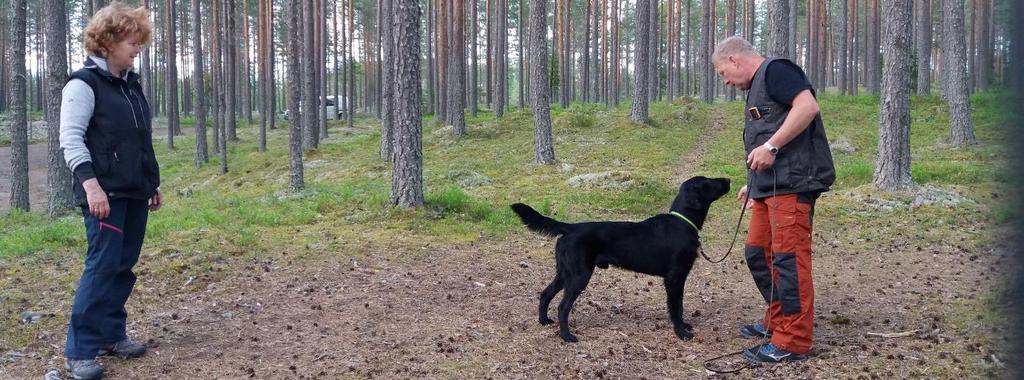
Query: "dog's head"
670 176 731 212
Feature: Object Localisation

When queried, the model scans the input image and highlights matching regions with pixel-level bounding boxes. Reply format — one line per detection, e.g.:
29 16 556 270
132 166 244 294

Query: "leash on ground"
702 348 753 374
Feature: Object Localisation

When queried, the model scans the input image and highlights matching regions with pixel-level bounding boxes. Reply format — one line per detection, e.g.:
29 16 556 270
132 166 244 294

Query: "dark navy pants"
65 198 149 360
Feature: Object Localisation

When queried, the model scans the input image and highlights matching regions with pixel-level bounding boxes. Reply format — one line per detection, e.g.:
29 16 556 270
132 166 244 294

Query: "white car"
283 96 346 120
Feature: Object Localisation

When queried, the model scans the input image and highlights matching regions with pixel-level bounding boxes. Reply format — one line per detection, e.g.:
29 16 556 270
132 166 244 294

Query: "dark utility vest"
70 58 160 206
743 58 835 199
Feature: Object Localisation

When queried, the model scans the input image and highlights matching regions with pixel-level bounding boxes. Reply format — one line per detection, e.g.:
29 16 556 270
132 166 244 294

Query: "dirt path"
673 106 729 184
1 236 1010 378
0 142 51 212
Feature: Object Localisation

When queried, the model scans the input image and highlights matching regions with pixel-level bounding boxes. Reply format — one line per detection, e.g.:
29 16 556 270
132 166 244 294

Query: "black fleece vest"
743 58 835 199
70 58 159 206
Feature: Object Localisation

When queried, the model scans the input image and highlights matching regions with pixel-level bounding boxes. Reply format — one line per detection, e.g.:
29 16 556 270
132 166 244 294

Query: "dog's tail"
510 203 572 237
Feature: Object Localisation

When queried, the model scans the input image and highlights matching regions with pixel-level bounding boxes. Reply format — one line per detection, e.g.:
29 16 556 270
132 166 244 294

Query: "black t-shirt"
764 60 813 106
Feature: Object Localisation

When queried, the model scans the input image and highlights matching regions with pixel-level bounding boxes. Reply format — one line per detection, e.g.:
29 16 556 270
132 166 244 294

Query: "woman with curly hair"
58 2 161 378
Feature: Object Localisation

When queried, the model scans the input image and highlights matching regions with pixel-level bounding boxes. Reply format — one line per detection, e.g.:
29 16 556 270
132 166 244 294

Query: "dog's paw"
539 317 555 325
681 322 694 332
675 327 695 341
560 333 579 343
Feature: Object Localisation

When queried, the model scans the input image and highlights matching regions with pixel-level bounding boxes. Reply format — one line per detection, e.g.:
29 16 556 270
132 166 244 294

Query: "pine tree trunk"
529 0 555 163
165 0 178 150
630 0 651 122
916 0 931 95
941 0 975 146
583 0 591 102
470 0 479 116
837 0 848 94
866 0 880 94
848 0 858 95
519 0 527 108
666 0 673 101
302 0 318 149
437 0 448 121
973 0 990 91
9 0 28 210
744 0 755 41
287 0 305 190
193 0 208 164
426 0 436 114
141 1 153 117
611 0 620 105
347 0 355 128
219 0 229 173
787 0 796 59
495 0 507 117
699 0 714 102
486 0 493 108
560 0 571 108
44 0 73 216
726 0 737 101
684 0 691 96
598 0 606 103
391 0 424 207
648 0 658 102
874 0 914 191
210 0 222 156
766 0 790 58
380 0 394 159
318 0 329 139
334 0 340 121
448 0 467 135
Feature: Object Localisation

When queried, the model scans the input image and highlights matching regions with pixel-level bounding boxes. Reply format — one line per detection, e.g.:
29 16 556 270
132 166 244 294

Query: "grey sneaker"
65 359 104 380
98 339 146 358
739 322 772 338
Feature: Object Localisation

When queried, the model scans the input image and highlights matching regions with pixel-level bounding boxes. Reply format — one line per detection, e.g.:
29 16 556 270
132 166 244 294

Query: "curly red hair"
84 2 152 57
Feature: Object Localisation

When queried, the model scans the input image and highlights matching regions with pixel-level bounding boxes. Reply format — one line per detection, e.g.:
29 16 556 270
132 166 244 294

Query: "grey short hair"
712 36 758 64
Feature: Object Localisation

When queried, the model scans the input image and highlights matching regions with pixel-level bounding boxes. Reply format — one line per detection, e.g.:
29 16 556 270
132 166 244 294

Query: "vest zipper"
119 85 141 129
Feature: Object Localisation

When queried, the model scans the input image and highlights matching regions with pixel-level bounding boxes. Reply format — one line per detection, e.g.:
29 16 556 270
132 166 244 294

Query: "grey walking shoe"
98 339 146 358
65 359 104 380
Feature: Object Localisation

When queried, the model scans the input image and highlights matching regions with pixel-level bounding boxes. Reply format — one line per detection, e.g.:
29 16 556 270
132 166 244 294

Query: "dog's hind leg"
664 273 694 341
557 269 594 343
538 274 564 325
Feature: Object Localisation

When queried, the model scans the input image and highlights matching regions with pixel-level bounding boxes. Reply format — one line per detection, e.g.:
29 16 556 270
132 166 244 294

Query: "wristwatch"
762 142 779 155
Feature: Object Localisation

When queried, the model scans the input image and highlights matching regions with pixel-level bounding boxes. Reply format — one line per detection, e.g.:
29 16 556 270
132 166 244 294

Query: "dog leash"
697 186 750 264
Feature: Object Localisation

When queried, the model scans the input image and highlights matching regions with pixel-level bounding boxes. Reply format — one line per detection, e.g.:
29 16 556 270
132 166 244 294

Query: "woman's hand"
149 190 163 211
83 178 110 219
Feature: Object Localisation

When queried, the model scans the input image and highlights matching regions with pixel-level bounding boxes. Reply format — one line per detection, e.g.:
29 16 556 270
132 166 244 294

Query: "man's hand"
149 190 163 211
83 178 110 219
746 145 776 172
737 185 754 209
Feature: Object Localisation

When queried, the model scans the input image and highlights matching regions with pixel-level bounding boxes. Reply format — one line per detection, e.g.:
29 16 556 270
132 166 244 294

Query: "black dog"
511 176 731 342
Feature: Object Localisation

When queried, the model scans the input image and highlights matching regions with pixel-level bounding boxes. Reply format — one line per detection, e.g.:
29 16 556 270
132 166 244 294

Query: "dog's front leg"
664 276 694 341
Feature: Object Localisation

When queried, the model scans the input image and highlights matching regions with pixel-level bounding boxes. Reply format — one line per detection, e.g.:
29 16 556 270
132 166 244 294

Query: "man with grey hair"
712 36 836 363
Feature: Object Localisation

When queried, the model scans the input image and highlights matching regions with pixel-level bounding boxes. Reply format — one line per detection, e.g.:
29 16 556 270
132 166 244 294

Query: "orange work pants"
744 192 817 355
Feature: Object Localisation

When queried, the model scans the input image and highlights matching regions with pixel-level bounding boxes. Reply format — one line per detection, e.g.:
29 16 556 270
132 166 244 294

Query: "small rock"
567 171 636 190
18 312 46 324
43 368 64 380
518 261 529 268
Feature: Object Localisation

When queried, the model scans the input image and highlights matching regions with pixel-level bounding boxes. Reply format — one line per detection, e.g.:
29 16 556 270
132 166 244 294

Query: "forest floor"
1 95 1018 379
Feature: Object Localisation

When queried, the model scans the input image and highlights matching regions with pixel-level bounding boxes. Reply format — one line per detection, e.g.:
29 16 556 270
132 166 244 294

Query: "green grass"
0 92 1013 261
